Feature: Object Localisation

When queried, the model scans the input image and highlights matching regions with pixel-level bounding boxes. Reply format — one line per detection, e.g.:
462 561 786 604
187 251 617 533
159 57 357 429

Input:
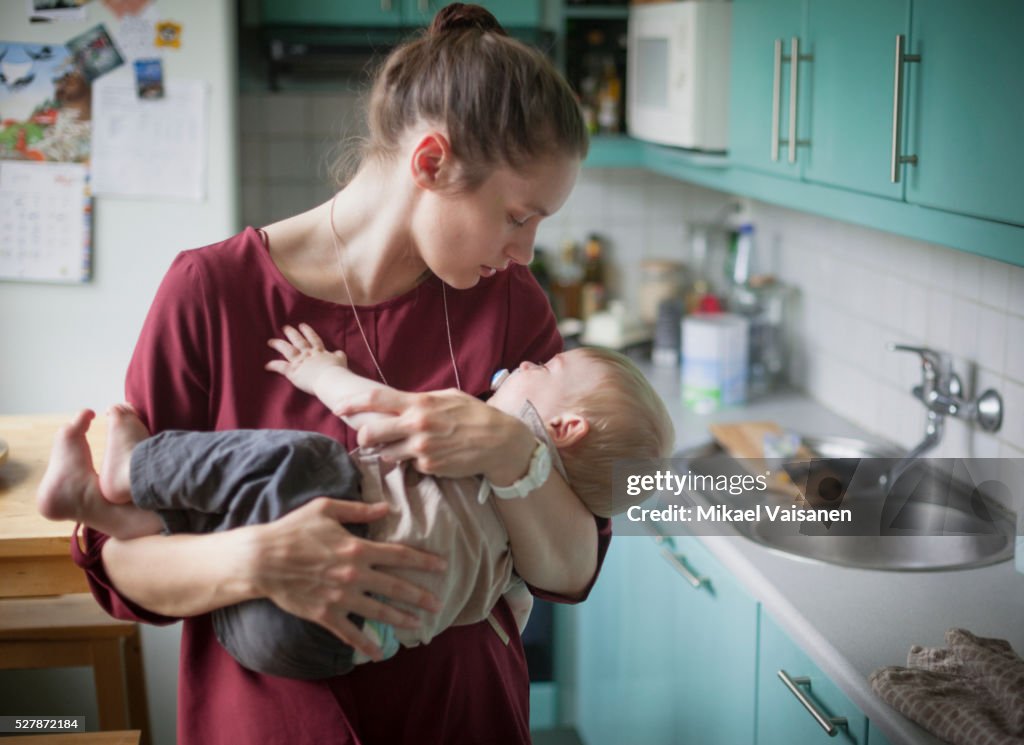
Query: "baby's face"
488 349 602 421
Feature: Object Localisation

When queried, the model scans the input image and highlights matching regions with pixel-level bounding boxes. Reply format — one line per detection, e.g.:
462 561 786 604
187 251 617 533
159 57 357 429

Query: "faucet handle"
886 343 951 383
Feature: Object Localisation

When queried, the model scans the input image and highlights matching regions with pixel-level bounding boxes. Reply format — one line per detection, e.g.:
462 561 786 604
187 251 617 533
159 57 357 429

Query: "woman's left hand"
335 388 535 482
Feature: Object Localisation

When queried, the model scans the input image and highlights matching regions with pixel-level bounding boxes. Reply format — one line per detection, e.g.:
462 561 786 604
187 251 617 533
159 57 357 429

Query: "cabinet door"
402 0 541 28
728 0 806 180
801 0 910 199
758 612 869 745
904 0 1024 227
574 536 682 745
261 0 402 27
667 536 758 745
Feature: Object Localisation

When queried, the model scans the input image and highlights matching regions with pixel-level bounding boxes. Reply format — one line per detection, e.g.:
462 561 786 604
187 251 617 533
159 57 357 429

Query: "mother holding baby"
72 4 610 743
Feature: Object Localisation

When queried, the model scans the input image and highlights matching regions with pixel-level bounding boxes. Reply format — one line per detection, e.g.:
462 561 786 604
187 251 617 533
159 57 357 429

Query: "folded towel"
870 629 1024 745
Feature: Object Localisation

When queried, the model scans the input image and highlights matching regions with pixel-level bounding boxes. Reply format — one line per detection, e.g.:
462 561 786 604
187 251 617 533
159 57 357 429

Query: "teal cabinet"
802 0 910 199
727 0 806 180
262 0 539 28
260 0 403 27
904 0 1024 227
758 612 869 745
574 534 758 745
403 0 541 28
868 721 896 745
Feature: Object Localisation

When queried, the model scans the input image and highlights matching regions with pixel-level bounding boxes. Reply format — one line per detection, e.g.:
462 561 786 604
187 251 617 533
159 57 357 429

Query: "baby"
38 323 674 679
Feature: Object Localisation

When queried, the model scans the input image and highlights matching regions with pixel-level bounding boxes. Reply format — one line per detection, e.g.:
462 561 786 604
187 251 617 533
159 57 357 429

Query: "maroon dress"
71 228 612 745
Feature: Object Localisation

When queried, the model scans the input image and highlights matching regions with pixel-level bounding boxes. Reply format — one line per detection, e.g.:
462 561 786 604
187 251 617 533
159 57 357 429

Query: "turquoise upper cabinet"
758 612 869 745
728 0 806 180
261 0 403 27
801 0 910 199
904 0 1024 227
403 0 541 28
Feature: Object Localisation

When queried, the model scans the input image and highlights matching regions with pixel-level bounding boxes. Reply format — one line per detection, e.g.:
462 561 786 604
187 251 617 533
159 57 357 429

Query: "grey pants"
131 429 366 679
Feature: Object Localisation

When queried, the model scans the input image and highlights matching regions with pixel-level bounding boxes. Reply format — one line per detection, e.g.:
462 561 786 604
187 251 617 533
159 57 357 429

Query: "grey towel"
870 629 1024 745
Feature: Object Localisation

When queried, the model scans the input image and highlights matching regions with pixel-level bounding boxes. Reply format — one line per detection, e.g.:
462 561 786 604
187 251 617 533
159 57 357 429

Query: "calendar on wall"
0 161 92 283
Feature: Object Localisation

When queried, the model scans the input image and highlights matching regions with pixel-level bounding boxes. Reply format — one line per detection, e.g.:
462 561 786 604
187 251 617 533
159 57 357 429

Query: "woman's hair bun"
428 3 507 37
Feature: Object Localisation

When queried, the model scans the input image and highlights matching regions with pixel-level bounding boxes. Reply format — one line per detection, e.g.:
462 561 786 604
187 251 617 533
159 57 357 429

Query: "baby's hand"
266 323 348 396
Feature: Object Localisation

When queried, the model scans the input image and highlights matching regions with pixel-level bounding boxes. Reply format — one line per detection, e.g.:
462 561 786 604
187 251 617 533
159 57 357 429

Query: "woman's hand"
249 497 446 661
266 323 348 397
335 388 536 482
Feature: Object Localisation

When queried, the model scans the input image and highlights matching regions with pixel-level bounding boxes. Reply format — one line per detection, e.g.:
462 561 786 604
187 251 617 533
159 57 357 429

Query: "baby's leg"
36 409 163 540
98 403 151 504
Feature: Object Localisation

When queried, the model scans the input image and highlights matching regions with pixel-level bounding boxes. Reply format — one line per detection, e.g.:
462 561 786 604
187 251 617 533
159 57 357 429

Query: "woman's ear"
547 414 589 448
410 131 454 190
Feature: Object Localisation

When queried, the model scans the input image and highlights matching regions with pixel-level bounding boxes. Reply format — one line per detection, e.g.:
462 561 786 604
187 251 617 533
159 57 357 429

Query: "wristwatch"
490 439 552 500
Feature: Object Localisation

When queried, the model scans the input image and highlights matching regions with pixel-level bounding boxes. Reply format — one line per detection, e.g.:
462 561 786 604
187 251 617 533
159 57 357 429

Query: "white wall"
0 2 238 744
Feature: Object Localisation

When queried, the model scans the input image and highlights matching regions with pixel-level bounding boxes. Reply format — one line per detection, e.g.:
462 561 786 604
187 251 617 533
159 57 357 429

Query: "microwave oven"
627 1 732 151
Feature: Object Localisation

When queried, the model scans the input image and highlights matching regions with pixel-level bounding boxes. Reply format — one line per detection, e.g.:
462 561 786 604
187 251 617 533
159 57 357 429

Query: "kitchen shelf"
582 134 646 168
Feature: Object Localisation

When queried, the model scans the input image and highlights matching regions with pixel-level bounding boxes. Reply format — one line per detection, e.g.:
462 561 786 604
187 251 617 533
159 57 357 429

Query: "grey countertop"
632 363 1024 745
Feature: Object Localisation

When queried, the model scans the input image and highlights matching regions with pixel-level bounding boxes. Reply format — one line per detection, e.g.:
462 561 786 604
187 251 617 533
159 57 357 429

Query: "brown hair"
349 3 588 189
558 348 675 518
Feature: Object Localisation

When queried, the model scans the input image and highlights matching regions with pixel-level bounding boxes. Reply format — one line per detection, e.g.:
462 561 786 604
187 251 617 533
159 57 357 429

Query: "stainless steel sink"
676 435 1018 571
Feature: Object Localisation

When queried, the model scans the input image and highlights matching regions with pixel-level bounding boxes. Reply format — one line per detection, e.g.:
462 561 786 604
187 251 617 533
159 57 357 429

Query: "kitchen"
0 1 1022 744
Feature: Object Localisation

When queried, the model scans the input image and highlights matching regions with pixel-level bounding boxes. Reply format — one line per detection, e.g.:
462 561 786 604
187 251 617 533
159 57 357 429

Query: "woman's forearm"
102 529 261 617
491 471 598 597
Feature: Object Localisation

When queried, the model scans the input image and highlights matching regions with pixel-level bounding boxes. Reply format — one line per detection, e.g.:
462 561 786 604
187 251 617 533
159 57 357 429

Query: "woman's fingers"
355 564 443 614
341 590 423 631
334 387 416 422
318 613 384 662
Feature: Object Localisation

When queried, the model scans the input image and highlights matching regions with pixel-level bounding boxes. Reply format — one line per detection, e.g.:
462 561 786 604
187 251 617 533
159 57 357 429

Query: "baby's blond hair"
557 348 674 518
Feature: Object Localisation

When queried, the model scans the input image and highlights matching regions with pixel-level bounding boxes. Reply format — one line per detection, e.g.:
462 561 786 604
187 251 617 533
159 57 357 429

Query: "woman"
72 4 611 743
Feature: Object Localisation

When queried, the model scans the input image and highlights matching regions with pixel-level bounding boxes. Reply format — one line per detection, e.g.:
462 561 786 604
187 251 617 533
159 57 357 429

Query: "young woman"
72 4 609 743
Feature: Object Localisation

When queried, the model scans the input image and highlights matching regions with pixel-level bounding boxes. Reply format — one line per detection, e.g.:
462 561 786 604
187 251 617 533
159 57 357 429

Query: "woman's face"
414 154 580 289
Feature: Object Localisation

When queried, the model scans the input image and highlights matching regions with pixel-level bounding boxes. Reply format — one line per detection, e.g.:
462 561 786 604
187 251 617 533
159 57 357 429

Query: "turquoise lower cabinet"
867 721 895 745
574 534 758 745
757 612 869 745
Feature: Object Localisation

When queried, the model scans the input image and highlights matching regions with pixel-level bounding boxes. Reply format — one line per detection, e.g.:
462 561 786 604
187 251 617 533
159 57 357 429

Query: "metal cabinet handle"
654 536 709 590
771 39 783 162
777 670 848 737
787 37 800 163
891 34 921 183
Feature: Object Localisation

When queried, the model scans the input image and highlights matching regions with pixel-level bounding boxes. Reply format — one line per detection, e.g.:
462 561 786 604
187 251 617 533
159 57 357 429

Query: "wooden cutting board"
708 421 814 501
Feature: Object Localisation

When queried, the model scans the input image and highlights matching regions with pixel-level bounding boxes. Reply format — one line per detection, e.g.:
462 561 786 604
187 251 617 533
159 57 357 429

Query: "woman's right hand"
248 497 446 661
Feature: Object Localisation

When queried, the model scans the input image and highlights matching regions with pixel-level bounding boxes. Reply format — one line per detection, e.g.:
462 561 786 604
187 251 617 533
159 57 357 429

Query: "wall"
0 2 239 744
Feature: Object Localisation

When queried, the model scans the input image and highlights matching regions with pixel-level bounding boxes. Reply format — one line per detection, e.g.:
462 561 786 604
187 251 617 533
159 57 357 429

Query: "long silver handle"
654 536 709 590
788 37 800 163
777 670 849 737
891 34 921 183
771 39 783 162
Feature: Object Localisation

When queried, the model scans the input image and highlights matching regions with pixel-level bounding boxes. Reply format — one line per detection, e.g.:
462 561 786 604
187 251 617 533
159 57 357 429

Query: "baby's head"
489 347 674 517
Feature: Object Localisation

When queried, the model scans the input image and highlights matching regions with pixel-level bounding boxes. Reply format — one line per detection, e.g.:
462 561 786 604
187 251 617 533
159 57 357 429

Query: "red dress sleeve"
501 266 613 605
71 251 213 625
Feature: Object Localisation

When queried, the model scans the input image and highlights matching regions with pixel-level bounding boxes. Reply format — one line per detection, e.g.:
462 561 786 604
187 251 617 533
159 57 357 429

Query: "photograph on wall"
0 41 91 162
65 24 125 81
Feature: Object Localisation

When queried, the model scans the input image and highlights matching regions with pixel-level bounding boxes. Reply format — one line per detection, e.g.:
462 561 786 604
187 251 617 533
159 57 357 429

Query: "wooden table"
0 414 104 599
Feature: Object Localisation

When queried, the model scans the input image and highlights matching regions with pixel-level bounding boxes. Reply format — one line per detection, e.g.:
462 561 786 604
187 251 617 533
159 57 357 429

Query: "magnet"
133 58 163 99
65 24 125 82
154 21 182 49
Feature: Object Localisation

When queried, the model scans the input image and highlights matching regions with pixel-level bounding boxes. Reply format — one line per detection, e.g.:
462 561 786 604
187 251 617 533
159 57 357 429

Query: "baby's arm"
265 323 396 430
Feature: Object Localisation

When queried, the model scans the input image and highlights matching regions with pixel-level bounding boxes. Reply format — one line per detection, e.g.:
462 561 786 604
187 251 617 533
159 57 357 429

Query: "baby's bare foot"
99 403 150 504
37 410 103 523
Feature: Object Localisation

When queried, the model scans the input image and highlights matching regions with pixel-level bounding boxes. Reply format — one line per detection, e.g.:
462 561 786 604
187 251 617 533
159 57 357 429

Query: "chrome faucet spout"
880 413 944 487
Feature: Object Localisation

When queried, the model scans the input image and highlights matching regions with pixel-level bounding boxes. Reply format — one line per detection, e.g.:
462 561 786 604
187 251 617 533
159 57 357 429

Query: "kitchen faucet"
881 344 1003 487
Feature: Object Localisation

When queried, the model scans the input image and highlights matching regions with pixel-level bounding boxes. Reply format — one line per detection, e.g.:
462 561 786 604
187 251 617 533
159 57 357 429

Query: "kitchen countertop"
633 363 1024 745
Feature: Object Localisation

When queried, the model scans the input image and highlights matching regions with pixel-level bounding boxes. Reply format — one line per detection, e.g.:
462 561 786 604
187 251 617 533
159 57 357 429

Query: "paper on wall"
0 160 91 283
90 77 206 200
